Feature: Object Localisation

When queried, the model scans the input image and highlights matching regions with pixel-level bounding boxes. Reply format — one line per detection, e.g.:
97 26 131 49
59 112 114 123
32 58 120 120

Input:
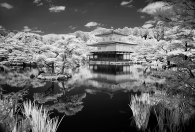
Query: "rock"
37 73 72 81
67 74 72 78
0 61 10 65
30 74 35 79
43 51 56 58
57 75 68 81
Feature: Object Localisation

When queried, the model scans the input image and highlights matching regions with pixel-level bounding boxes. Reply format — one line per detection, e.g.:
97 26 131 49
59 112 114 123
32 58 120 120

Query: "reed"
23 100 59 132
154 105 183 132
129 93 151 130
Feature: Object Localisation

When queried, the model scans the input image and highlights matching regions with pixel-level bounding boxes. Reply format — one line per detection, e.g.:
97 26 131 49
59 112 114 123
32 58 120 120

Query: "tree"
132 27 141 37
134 41 160 63
146 0 195 75
153 26 164 41
148 0 195 29
61 37 78 74
140 29 150 40
122 27 132 35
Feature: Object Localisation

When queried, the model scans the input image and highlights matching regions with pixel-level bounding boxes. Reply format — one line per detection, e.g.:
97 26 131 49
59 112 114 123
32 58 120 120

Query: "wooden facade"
87 30 137 63
89 52 131 61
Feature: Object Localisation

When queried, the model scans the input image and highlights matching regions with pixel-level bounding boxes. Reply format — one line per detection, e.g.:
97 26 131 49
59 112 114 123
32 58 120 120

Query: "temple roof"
87 41 137 46
95 30 128 37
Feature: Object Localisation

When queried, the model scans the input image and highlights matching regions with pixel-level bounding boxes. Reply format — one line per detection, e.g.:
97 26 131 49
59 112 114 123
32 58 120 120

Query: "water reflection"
33 82 86 116
0 64 195 131
0 66 46 88
45 93 86 116
84 65 165 97
0 88 28 132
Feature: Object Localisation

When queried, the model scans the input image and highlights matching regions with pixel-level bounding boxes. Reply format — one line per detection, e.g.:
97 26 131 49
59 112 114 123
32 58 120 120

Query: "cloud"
31 30 44 33
142 19 157 29
85 22 103 28
33 0 44 6
145 20 156 24
140 15 145 19
120 0 133 6
0 2 13 9
49 6 65 12
142 23 153 29
33 0 41 3
69 25 77 30
37 3 43 6
22 26 44 33
82 10 87 13
138 1 169 14
0 25 5 30
125 5 133 8
137 8 142 12
23 26 32 32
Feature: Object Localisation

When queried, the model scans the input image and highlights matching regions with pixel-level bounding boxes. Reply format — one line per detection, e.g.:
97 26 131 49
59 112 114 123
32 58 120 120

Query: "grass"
22 100 60 132
0 88 64 132
129 93 185 132
2 100 62 132
129 93 151 130
153 104 184 132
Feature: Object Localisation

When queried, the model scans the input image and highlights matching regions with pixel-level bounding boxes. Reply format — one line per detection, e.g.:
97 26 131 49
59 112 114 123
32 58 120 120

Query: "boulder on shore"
37 73 72 81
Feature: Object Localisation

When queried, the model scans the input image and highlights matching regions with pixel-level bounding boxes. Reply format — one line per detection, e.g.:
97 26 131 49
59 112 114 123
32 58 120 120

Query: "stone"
57 75 67 81
30 74 35 79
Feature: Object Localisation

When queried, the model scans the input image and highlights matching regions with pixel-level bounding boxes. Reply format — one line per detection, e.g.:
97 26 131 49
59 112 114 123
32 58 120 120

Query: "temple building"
87 30 137 65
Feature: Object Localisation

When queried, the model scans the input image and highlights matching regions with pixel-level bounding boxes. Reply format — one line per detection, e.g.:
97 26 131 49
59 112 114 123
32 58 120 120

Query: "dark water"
1 65 195 132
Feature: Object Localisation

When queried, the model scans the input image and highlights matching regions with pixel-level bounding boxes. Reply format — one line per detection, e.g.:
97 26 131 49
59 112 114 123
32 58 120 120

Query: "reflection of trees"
0 66 46 88
130 92 195 131
33 82 63 104
58 81 75 94
46 93 86 116
0 89 28 131
33 82 86 116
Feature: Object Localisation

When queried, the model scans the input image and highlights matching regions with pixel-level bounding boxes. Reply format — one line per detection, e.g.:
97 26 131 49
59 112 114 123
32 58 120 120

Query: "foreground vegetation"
0 89 62 132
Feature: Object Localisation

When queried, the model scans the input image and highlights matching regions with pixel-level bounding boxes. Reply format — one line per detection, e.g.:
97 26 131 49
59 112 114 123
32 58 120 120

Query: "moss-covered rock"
37 73 72 81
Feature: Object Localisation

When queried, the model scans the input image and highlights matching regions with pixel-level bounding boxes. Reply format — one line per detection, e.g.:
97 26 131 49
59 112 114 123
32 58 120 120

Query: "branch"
183 1 195 10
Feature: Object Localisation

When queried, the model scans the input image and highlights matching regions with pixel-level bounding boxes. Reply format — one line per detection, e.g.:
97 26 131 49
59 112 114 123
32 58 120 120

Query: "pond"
0 64 195 132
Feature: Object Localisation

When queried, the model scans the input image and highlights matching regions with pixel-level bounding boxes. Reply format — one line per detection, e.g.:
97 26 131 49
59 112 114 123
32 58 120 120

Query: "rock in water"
30 74 35 79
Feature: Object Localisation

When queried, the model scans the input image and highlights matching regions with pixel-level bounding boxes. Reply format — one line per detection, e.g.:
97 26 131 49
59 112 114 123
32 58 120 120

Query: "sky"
0 0 166 34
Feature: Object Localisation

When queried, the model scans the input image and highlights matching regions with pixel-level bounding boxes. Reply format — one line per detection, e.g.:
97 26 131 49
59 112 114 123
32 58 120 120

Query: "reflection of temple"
87 30 137 65
86 65 133 98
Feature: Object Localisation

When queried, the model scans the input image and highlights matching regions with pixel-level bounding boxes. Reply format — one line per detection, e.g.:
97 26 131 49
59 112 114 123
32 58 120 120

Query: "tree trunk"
187 69 195 78
61 54 66 74
167 60 170 66
52 62 54 74
184 55 188 60
144 56 152 63
185 42 188 51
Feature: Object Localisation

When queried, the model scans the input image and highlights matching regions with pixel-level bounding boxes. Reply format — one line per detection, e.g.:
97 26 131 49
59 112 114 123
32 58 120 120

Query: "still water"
0 64 195 132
